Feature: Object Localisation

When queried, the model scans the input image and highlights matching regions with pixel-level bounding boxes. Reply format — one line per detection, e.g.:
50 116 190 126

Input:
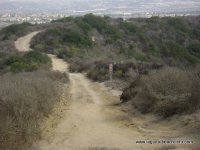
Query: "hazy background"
0 0 200 15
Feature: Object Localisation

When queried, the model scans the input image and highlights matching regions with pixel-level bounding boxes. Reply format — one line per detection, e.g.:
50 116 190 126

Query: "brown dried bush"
0 70 68 150
121 66 200 117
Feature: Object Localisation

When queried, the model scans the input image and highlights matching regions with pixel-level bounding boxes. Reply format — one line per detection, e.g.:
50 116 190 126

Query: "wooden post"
109 63 113 81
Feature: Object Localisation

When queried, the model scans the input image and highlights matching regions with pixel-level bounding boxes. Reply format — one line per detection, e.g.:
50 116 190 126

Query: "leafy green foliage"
104 25 121 43
82 14 120 42
120 22 138 34
162 41 199 64
75 18 92 34
168 17 190 33
0 22 32 40
57 49 74 59
31 15 200 65
187 41 200 58
1 51 51 73
25 51 50 64
31 27 92 52
62 29 92 47
83 14 108 33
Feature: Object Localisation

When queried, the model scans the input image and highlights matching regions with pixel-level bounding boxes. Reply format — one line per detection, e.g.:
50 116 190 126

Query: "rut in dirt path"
15 31 198 150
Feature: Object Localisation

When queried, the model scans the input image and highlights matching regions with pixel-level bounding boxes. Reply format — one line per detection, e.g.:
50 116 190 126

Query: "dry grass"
0 70 68 150
121 66 200 117
84 147 120 150
141 67 200 117
155 145 176 150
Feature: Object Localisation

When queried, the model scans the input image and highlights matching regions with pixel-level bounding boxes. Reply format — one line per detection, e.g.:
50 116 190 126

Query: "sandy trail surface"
15 31 40 52
15 32 199 150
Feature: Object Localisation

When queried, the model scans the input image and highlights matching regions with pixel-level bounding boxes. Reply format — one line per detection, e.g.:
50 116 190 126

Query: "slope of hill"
0 14 199 150
30 14 200 118
31 14 200 66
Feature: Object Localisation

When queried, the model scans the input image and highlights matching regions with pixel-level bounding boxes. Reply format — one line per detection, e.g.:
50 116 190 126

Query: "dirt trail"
15 32 198 150
15 31 40 52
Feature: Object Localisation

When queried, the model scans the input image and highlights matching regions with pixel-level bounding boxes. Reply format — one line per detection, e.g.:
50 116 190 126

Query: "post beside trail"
109 63 113 81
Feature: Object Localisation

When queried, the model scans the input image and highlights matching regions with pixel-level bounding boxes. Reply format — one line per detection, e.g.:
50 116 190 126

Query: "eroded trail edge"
15 31 198 150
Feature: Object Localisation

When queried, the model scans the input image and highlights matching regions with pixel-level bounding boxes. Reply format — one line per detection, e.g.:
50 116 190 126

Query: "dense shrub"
75 18 92 34
121 67 200 117
104 26 121 43
161 41 199 64
83 14 108 33
120 22 139 34
87 61 162 82
69 58 92 73
0 70 68 150
82 14 120 42
0 22 32 40
187 41 200 58
30 15 200 66
168 17 190 33
57 49 73 59
24 51 50 64
62 29 92 47
0 51 51 73
31 27 92 52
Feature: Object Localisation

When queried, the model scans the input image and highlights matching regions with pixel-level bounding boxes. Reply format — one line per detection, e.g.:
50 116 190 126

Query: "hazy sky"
0 0 199 14
2 0 200 2
1 0 200 5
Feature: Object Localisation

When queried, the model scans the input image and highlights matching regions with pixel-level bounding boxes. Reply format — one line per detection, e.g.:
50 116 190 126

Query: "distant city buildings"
0 13 67 25
0 10 200 28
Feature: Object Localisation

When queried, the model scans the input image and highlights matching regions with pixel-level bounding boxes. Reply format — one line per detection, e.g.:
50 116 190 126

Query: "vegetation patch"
0 22 32 40
0 70 68 150
121 67 200 117
30 15 200 66
0 51 51 73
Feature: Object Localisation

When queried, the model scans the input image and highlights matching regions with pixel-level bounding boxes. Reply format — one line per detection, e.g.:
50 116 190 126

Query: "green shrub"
62 29 92 47
10 61 29 72
24 51 51 64
104 26 121 43
46 28 62 36
83 14 108 33
1 51 51 73
69 58 91 73
148 41 159 56
57 49 73 59
187 41 200 58
162 41 199 64
133 52 147 61
1 22 31 40
75 18 92 34
120 22 138 34
168 17 190 33
30 15 200 66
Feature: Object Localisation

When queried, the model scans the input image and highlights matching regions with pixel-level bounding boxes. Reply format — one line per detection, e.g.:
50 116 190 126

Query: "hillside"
31 14 200 65
0 23 69 150
0 14 199 150
30 14 200 118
